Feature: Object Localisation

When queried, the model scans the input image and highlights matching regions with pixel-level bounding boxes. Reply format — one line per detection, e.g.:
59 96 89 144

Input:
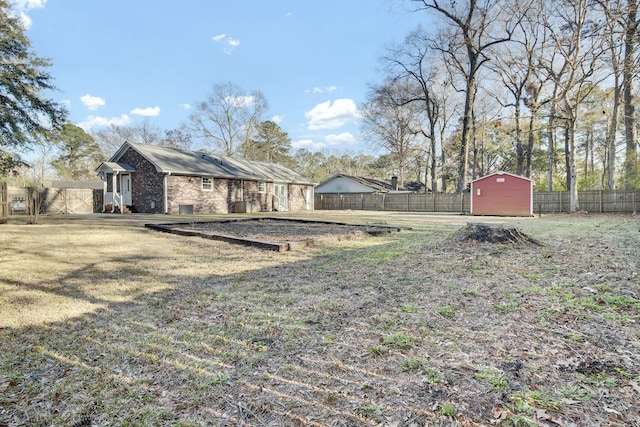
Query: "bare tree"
188 82 268 156
361 79 422 188
540 0 606 211
594 0 625 190
383 27 446 191
487 2 548 178
409 0 527 193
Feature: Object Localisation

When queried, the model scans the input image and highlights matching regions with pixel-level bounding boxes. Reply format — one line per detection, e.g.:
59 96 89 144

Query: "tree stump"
453 222 541 245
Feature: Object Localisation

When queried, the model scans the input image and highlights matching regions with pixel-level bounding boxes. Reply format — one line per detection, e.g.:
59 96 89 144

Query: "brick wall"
168 176 246 214
288 184 314 211
118 148 164 213
244 180 272 211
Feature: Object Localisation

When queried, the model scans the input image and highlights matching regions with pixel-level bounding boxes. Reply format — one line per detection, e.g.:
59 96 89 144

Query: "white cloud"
305 98 360 130
292 133 357 152
212 33 240 54
130 106 160 117
61 99 71 109
304 86 338 95
180 103 192 110
271 115 283 124
325 132 356 146
80 94 105 111
78 114 131 131
292 139 326 151
10 0 47 29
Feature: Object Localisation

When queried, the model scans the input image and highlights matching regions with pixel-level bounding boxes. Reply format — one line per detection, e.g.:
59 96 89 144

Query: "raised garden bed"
145 217 410 251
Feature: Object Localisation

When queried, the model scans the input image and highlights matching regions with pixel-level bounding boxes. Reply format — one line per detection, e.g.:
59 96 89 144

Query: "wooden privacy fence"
3 186 103 215
0 182 7 218
315 190 640 214
315 193 471 213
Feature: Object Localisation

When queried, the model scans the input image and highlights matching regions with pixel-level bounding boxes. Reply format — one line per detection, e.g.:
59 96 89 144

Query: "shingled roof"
110 142 314 185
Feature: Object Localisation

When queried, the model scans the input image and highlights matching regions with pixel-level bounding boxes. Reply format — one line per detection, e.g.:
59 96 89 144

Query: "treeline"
360 0 640 211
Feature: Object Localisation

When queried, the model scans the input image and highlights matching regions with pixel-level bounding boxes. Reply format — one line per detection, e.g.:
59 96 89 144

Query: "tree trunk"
607 86 620 190
565 124 571 191
456 58 478 193
525 108 536 178
568 120 579 212
623 0 638 188
547 117 555 191
430 121 437 192
515 101 524 176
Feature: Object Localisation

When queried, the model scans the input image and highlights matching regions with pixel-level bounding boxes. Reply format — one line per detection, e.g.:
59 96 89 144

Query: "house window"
258 181 266 193
202 177 213 191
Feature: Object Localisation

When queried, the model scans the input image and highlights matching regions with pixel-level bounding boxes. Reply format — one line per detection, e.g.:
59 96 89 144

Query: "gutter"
163 172 172 214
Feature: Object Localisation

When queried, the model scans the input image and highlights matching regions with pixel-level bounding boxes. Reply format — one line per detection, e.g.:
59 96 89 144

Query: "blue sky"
18 0 429 155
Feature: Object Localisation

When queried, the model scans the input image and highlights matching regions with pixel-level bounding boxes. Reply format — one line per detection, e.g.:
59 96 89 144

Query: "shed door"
274 184 288 211
121 174 132 206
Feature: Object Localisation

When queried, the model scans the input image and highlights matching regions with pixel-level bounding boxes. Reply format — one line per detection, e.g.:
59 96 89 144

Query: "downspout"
164 172 171 214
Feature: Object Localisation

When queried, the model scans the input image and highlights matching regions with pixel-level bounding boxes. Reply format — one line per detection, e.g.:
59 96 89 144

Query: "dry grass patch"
0 212 639 426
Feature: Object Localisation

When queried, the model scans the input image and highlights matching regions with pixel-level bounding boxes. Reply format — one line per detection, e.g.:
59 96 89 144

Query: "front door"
121 174 132 206
274 184 288 211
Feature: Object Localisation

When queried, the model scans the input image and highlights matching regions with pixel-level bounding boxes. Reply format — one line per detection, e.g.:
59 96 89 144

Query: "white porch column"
102 180 107 212
111 172 117 213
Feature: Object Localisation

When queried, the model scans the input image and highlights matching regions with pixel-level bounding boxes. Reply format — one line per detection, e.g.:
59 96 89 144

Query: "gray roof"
321 174 395 192
111 142 314 184
96 161 136 173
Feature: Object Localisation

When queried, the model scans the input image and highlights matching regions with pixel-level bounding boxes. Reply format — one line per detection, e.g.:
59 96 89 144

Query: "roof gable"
471 171 533 184
316 174 395 193
110 142 314 184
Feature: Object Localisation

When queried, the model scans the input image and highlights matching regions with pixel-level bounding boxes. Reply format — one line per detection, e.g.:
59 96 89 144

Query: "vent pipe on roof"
391 176 398 191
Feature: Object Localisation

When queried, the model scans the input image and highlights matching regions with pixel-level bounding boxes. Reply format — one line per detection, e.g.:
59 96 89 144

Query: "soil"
173 218 399 243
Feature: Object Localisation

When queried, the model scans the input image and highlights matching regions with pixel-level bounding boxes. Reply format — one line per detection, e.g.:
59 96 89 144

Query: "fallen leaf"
535 408 564 426
491 406 510 420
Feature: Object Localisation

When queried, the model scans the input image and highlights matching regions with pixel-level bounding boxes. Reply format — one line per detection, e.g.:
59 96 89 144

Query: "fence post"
599 190 603 213
0 182 7 219
559 192 562 213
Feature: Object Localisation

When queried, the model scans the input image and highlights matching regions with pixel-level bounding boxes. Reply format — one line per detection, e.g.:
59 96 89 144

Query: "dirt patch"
147 218 409 250
453 222 542 245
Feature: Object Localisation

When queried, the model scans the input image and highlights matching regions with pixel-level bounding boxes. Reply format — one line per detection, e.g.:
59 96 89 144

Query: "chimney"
391 176 398 191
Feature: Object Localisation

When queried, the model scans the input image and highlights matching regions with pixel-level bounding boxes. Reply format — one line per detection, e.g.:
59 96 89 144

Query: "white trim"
202 177 213 191
470 171 533 184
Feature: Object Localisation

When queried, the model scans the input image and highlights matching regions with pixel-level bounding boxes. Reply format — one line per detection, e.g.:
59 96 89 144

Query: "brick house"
96 142 315 214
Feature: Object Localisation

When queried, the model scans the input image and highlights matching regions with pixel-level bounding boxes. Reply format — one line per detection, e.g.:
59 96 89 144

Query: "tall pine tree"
0 0 67 175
